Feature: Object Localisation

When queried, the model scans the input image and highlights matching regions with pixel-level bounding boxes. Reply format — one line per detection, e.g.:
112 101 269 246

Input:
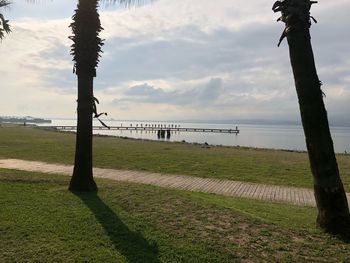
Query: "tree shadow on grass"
74 192 160 263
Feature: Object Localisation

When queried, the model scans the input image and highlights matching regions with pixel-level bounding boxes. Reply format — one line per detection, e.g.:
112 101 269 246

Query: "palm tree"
68 0 103 192
16 0 140 191
69 0 141 192
0 0 11 39
273 0 350 238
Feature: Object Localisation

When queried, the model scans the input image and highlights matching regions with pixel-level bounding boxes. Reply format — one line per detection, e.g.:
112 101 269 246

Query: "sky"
1 0 350 124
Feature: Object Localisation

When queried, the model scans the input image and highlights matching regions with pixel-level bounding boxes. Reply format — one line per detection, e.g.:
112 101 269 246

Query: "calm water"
39 119 350 153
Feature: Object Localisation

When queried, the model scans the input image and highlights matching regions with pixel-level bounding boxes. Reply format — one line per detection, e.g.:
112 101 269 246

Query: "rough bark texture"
69 0 103 192
273 0 350 238
288 28 350 236
69 75 97 192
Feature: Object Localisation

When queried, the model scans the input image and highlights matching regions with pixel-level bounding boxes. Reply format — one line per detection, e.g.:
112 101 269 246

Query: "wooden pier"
40 125 240 134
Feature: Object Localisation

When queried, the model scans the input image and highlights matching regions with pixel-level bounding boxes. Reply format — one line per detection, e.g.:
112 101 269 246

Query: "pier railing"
40 125 240 134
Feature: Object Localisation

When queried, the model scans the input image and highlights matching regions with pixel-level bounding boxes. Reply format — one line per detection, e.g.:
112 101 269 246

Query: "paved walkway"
1 159 349 207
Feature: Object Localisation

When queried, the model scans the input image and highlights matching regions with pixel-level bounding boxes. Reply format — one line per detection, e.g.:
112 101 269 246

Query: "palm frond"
273 0 317 46
0 0 10 8
0 0 11 40
69 0 104 77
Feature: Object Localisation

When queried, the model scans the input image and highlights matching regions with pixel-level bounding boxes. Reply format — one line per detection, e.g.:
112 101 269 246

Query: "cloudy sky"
1 0 349 124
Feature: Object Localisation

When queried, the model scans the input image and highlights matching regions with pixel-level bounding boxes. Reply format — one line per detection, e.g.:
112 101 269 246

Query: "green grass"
1 169 350 262
1 124 350 190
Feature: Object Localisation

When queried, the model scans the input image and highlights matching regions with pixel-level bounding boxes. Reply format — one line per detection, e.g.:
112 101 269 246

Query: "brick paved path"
1 159 349 207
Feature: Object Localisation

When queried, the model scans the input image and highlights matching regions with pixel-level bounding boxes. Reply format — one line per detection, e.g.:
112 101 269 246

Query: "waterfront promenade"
1 158 349 207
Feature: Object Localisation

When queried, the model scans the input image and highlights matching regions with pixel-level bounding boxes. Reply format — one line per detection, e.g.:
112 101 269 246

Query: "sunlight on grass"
1 125 350 191
1 169 350 262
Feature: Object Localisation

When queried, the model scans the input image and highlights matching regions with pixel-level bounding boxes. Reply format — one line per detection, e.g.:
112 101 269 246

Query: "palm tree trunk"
288 26 350 235
273 0 350 237
69 0 102 192
69 75 97 191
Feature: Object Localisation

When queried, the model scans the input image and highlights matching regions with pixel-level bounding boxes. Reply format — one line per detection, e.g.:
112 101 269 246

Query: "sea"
36 119 350 154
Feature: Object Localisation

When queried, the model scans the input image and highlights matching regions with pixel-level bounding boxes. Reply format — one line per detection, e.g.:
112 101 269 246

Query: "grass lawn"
1 169 350 262
1 124 350 190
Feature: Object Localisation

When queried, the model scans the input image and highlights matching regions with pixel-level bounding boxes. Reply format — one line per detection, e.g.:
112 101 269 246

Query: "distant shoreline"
0 117 52 124
39 124 312 154
35 122 350 154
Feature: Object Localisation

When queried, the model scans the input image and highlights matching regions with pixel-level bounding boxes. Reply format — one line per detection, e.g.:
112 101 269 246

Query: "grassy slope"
1 169 350 262
0 125 350 190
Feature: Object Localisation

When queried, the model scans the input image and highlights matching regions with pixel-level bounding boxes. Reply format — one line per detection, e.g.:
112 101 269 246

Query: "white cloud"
0 0 349 123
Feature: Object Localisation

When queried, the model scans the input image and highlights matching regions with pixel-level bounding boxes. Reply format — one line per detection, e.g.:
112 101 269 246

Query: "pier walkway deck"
40 125 240 134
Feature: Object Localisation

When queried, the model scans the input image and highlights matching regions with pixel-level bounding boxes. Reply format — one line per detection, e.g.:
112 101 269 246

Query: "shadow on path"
74 192 160 263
